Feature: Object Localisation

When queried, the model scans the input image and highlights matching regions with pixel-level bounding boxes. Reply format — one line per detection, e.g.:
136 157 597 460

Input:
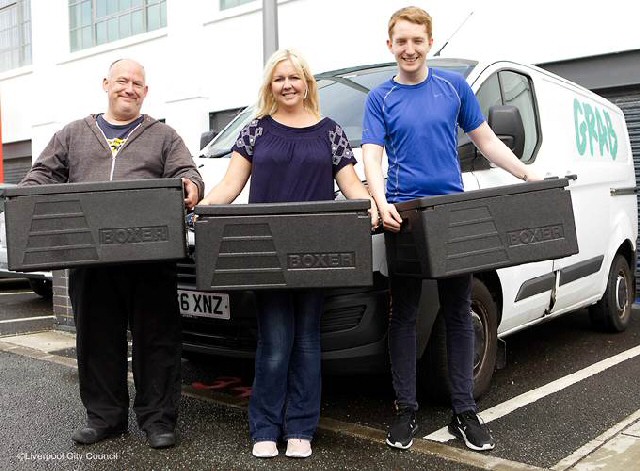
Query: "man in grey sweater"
21 59 204 449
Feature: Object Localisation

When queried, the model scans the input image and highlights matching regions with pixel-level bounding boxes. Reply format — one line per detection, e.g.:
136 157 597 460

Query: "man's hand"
182 178 199 210
380 202 403 232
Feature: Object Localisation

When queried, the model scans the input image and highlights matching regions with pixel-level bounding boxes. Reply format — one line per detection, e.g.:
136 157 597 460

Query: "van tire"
418 277 498 403
28 278 53 299
589 254 632 332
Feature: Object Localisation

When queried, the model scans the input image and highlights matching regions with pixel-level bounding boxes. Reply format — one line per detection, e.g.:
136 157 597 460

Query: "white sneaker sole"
385 437 414 449
449 426 495 451
285 450 312 458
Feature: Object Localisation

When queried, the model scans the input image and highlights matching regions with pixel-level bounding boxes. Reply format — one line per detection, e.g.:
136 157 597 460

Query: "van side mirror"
488 105 525 159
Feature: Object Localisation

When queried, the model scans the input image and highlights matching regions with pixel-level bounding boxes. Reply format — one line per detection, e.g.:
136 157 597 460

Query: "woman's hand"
368 199 381 231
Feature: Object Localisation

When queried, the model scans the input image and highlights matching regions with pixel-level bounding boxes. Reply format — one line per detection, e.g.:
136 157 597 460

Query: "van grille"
177 257 196 289
321 305 366 333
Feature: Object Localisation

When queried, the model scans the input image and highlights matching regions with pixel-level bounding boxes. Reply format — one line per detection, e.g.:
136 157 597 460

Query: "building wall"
1 0 412 159
2 0 639 160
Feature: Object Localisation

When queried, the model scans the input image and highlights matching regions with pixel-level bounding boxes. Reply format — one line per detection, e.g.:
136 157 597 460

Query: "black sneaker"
448 410 495 451
385 404 418 449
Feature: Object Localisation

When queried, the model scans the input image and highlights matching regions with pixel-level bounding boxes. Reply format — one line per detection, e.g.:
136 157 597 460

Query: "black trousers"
69 262 181 433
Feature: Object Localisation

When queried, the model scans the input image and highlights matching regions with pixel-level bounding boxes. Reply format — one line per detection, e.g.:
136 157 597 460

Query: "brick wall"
52 269 74 331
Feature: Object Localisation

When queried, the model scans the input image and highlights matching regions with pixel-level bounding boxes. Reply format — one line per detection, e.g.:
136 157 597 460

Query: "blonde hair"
256 49 320 119
388 6 433 39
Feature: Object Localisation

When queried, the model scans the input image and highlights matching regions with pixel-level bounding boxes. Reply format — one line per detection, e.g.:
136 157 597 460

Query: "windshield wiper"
199 149 232 159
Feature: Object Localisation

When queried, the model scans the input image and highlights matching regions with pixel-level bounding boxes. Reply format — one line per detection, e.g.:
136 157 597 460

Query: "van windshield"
200 60 476 158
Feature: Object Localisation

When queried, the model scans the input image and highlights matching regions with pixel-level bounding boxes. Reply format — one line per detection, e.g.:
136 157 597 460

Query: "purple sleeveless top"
232 115 356 203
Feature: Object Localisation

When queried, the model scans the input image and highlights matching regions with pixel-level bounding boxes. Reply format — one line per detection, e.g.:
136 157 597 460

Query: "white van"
0 183 53 298
179 58 637 400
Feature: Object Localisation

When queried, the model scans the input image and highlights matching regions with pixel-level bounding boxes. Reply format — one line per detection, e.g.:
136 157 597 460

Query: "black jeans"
388 274 476 414
69 262 182 433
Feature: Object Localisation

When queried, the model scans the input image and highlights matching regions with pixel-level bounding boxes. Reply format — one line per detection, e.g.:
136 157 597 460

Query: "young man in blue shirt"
362 6 539 452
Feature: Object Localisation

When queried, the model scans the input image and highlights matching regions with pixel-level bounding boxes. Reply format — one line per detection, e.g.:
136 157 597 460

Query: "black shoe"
71 426 127 445
147 431 176 449
385 404 418 449
448 410 495 451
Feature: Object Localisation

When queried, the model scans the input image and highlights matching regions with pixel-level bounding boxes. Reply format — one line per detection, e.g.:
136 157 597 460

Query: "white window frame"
0 0 31 73
68 0 167 52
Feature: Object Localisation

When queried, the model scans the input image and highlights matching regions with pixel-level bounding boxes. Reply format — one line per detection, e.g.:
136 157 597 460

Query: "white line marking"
425 344 640 442
0 291 35 296
0 315 55 324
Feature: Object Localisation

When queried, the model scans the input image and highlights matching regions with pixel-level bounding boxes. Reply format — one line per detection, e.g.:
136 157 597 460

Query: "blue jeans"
249 290 323 442
388 274 476 414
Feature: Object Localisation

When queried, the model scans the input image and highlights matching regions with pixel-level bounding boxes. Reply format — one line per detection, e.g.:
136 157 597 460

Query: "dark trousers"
69 262 182 433
388 274 476 414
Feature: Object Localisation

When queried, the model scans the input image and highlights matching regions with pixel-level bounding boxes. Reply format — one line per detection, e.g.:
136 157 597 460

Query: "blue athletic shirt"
362 67 485 202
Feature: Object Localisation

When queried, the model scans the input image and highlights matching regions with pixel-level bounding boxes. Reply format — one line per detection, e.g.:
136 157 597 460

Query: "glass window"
119 14 131 38
208 107 245 136
95 20 107 44
345 66 396 90
147 3 161 30
499 71 538 162
476 70 539 163
203 106 256 158
131 9 144 34
0 0 31 72
80 0 91 25
220 0 254 10
476 74 502 114
318 79 368 147
68 0 166 52
95 0 106 16
202 62 480 158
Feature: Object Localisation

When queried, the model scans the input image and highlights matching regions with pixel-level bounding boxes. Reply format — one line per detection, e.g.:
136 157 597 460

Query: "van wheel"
418 277 498 403
589 254 632 332
28 278 53 299
469 278 498 398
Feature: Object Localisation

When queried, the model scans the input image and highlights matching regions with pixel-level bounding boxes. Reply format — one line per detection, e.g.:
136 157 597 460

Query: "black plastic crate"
194 199 372 290
385 179 578 278
3 179 186 271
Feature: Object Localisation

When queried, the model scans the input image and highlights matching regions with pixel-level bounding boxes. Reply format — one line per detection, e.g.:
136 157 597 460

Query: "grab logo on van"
574 98 618 160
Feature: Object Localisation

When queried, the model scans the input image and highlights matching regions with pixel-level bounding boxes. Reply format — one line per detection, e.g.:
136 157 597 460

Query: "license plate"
178 289 230 320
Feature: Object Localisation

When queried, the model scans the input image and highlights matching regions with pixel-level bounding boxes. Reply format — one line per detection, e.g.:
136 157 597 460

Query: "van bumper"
180 275 390 375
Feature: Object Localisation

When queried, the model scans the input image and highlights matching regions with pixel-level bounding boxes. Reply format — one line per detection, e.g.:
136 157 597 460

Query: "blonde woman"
199 49 378 458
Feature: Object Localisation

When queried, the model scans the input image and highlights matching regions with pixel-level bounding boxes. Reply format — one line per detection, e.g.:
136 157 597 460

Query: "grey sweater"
21 114 204 199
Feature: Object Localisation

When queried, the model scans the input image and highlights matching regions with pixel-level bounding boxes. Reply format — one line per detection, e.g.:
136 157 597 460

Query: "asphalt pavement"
1 330 639 470
0 337 482 471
